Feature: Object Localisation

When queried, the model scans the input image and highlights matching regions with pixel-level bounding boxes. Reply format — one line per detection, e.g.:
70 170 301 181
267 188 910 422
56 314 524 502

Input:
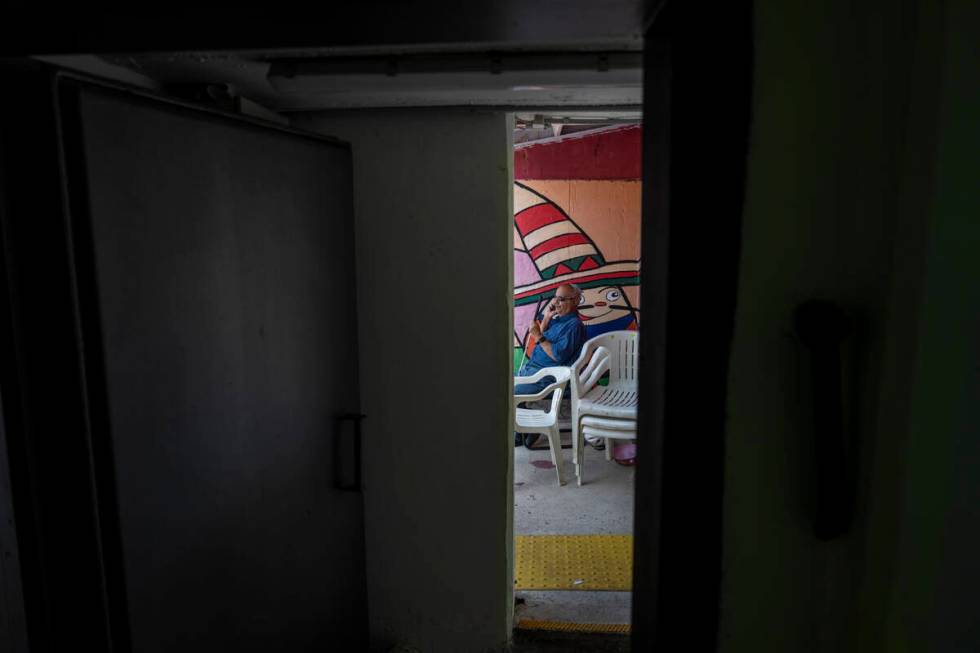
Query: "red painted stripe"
514 270 641 300
515 125 642 180
528 233 591 260
515 203 564 235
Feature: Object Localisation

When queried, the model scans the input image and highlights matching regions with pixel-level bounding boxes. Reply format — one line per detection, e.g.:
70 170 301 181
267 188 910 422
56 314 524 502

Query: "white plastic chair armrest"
514 366 571 406
513 366 561 386
569 343 594 399
571 342 595 374
515 383 567 414
514 385 562 404
573 347 610 398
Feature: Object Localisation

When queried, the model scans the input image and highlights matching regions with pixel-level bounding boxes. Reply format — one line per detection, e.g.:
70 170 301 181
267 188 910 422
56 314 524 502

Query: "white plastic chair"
570 331 639 484
513 366 572 486
580 416 637 461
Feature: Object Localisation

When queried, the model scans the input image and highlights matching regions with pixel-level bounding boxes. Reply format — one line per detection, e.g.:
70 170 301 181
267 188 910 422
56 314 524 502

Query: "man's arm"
537 339 557 361
539 301 557 332
528 320 557 361
536 321 579 364
530 300 560 359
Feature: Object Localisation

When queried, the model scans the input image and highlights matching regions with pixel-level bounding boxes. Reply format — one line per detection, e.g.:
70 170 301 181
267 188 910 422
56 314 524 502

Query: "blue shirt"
527 313 587 370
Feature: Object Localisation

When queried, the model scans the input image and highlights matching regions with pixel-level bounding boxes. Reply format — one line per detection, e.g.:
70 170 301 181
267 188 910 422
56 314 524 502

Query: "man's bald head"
556 283 581 299
550 284 581 317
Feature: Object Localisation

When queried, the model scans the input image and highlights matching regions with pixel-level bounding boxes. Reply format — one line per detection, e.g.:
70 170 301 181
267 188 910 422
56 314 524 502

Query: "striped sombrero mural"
513 182 640 306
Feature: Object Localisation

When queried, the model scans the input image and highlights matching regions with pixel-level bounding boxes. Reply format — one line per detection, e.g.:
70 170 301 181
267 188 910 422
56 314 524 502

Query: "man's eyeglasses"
553 296 577 303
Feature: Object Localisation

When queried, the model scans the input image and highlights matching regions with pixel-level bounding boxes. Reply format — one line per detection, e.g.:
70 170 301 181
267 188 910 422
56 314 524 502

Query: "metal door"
57 78 366 652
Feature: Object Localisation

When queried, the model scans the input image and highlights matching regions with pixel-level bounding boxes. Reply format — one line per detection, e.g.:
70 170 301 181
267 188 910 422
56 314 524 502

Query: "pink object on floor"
612 443 636 465
531 460 556 469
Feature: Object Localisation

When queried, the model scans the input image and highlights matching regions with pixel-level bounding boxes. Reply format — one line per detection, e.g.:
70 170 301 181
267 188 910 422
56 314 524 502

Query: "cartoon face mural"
577 285 638 334
513 180 641 369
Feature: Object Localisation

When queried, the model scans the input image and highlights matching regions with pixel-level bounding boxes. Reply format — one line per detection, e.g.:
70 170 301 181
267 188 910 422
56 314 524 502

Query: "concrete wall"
291 111 513 653
721 0 980 651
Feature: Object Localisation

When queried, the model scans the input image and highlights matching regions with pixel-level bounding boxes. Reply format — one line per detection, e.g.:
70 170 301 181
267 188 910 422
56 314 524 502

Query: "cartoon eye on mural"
513 180 641 370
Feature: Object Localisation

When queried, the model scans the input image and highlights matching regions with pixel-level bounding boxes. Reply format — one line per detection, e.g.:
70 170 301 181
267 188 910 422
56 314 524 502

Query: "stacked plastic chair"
569 332 639 485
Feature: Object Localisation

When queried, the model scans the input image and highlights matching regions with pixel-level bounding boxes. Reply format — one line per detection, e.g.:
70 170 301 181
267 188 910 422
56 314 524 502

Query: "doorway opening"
510 113 641 642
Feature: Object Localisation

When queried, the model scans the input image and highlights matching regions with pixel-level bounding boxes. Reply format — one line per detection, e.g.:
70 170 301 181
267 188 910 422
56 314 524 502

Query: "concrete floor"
513 432 634 627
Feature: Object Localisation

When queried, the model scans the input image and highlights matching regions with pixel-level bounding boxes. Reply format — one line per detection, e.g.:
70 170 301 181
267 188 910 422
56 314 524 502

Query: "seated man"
515 283 587 446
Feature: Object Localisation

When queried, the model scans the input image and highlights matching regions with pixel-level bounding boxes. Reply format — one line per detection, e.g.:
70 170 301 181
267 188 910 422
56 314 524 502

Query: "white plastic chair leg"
545 427 566 486
605 438 612 461
571 416 579 485
576 419 585 486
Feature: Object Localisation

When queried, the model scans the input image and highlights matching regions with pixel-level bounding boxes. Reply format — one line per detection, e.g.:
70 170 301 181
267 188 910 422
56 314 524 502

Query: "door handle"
794 300 853 540
334 413 365 492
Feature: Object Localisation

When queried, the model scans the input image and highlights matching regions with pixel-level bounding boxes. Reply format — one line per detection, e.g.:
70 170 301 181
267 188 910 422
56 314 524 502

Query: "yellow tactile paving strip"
514 534 633 591
516 620 631 634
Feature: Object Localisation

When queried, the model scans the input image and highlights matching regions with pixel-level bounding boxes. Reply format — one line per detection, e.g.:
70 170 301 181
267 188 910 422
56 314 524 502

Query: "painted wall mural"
513 125 643 370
